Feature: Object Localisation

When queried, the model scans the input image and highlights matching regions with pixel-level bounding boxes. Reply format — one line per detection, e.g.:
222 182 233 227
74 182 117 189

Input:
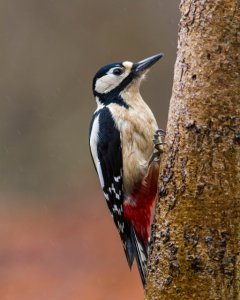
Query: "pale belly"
108 102 158 196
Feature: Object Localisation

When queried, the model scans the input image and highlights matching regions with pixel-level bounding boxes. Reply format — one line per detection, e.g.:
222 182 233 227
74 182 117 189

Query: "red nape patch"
123 161 159 245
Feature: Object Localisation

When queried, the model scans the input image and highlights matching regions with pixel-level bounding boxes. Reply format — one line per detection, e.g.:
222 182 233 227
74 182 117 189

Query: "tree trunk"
145 1 240 299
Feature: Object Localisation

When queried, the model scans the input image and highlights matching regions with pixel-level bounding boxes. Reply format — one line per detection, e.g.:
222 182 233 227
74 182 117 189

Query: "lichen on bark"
145 1 240 299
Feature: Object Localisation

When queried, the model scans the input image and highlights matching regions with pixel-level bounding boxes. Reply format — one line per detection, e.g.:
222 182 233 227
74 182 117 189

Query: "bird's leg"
148 129 166 166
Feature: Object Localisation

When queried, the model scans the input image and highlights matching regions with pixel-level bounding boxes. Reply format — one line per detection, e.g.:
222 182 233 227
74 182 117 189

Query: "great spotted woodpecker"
89 54 164 285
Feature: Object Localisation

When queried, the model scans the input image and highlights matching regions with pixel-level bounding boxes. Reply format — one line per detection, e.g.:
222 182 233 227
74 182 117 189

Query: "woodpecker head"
92 53 163 104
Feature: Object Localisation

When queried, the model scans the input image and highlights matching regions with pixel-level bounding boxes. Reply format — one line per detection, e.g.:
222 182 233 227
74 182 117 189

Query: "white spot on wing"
114 176 121 182
104 192 109 201
90 115 105 188
112 204 122 215
117 221 125 233
111 184 116 193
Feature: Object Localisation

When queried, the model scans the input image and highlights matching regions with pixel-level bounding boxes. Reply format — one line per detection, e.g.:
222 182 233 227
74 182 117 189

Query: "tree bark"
145 1 240 299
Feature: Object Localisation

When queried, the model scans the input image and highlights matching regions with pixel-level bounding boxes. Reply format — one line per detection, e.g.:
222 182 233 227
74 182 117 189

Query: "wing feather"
89 107 134 267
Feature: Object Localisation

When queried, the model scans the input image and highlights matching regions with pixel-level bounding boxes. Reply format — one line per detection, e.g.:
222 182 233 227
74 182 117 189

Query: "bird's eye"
113 68 123 76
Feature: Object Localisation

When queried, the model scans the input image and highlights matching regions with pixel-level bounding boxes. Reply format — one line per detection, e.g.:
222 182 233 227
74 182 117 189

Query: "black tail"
124 234 135 269
122 225 148 286
130 226 148 286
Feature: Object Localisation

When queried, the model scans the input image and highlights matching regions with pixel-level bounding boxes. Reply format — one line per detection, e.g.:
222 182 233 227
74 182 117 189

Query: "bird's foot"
153 129 166 153
148 129 166 165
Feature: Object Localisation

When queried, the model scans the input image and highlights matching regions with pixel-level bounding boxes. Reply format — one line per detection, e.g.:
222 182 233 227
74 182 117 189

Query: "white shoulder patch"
90 114 105 188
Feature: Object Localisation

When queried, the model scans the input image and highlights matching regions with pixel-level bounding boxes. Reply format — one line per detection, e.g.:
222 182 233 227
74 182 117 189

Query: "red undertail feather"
124 161 159 245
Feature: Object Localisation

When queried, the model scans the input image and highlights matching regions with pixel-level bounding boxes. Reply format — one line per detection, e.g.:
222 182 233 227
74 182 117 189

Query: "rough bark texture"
145 1 240 299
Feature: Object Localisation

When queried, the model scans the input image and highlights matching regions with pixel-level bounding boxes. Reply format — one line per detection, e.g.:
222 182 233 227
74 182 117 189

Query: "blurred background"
0 1 179 299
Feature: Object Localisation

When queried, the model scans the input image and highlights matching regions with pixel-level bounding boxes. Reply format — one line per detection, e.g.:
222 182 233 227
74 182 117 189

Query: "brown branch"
145 0 240 299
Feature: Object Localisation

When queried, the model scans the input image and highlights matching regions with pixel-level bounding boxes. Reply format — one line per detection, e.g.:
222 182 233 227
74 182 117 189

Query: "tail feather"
130 226 148 286
124 236 135 269
121 224 148 285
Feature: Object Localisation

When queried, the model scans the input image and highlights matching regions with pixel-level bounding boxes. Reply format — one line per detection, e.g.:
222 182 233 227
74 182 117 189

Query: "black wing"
89 106 134 267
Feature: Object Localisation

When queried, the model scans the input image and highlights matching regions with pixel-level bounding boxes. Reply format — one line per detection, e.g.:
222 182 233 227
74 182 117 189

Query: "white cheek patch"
95 69 131 94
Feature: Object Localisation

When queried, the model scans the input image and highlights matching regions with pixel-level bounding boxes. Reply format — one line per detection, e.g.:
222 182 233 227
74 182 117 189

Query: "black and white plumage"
89 54 163 285
89 106 134 266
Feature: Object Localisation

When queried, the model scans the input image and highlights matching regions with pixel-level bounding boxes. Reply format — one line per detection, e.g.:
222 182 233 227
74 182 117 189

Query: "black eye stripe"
113 68 123 75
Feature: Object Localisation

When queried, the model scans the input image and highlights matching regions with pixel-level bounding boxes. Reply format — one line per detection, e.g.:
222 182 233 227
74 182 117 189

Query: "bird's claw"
153 129 166 154
148 129 166 165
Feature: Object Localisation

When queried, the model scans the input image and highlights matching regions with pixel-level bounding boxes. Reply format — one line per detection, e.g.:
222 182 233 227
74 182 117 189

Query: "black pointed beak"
134 53 164 73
